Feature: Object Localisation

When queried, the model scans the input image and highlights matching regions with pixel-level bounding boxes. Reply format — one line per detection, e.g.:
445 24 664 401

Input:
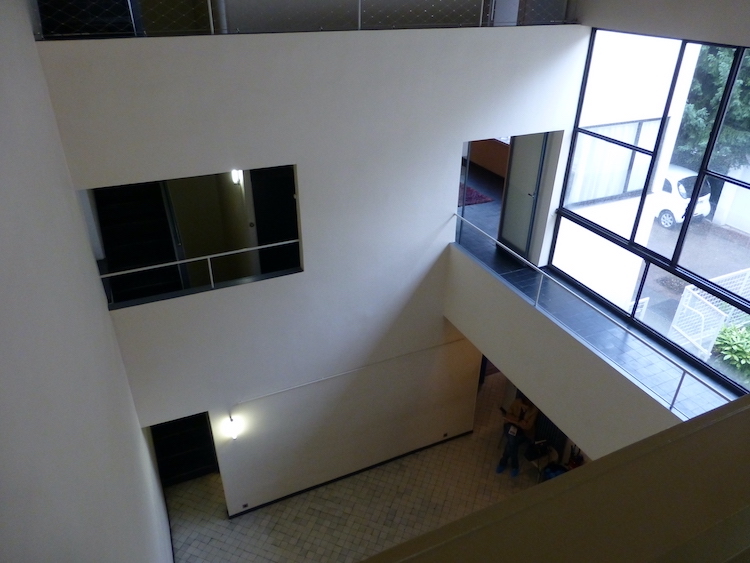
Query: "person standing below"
496 394 538 477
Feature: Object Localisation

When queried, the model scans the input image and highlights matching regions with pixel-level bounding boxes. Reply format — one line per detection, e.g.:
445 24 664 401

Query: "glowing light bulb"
221 415 245 440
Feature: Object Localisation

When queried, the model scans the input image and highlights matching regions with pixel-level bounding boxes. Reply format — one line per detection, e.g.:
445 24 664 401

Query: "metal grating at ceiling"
361 0 484 29
226 0 358 34
35 0 570 39
518 0 567 25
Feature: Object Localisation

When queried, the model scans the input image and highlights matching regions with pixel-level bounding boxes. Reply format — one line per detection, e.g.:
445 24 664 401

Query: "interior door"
498 132 548 258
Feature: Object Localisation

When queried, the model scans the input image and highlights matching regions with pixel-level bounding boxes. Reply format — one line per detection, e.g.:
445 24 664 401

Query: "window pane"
639 265 710 354
709 50 750 179
583 119 661 150
678 180 750 299
634 44 734 256
552 218 645 312
634 43 734 255
634 167 713 259
579 31 681 151
564 134 650 239
639 264 750 390
671 45 735 173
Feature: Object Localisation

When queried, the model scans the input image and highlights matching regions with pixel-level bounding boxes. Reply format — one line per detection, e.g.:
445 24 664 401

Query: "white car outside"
651 165 712 229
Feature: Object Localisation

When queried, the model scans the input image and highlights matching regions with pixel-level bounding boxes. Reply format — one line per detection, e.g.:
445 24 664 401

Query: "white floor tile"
166 372 538 562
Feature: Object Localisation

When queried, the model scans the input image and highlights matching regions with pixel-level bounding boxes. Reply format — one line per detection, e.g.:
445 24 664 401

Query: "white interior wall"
37 25 590 510
0 1 173 560
573 0 750 48
213 339 480 515
445 244 681 459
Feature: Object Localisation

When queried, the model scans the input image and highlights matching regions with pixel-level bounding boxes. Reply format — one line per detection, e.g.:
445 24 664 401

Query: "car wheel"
658 210 676 229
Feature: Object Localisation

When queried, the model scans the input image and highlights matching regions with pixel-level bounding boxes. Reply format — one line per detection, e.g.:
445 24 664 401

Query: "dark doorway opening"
250 165 301 274
151 412 219 487
478 355 500 388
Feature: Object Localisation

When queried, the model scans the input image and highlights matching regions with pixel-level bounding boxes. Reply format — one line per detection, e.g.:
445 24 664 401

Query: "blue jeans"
499 425 527 469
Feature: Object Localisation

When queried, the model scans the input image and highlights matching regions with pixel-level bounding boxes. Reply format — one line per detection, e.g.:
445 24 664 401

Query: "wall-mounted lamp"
228 416 240 440
221 413 245 440
231 169 242 185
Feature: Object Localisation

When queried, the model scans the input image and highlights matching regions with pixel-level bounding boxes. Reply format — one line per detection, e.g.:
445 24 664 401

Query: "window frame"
549 28 750 394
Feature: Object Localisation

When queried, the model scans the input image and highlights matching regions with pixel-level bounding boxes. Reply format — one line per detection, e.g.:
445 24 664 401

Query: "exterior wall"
714 166 750 232
37 25 590 511
0 1 173 561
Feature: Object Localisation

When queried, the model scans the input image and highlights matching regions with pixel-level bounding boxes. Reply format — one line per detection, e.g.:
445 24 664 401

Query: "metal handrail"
454 213 734 416
100 239 298 279
100 239 299 290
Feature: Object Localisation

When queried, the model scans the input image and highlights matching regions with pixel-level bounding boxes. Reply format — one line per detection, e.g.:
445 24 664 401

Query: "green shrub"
714 325 750 376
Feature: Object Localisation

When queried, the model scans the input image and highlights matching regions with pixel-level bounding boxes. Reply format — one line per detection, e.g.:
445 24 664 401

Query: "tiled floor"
165 371 539 563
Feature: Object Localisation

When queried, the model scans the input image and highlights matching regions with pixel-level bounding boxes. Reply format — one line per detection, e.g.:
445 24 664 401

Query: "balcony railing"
100 239 301 309
455 214 737 420
34 0 570 40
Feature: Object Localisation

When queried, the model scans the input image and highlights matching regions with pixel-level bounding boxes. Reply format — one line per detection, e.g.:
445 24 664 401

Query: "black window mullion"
550 31 750 395
622 121 646 194
574 128 653 156
629 41 687 243
630 261 651 319
705 169 750 192
547 256 748 399
672 46 746 266
554 28 599 214
557 207 634 252
559 207 750 318
673 265 750 318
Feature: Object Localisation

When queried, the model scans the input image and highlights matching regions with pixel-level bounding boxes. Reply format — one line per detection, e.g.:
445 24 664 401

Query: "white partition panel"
212 339 480 515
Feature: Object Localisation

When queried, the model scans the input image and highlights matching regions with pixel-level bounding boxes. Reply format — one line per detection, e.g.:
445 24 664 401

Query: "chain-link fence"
518 0 567 25
226 0 358 34
139 0 213 35
37 0 135 38
35 0 570 39
668 268 750 361
361 0 483 29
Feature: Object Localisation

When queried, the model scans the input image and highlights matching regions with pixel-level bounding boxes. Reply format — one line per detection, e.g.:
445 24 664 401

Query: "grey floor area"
165 371 541 563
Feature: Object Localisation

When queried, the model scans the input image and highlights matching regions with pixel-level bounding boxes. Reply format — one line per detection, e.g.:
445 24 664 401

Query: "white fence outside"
668 267 750 360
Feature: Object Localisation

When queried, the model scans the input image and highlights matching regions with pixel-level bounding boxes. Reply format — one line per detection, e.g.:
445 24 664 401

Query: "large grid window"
552 30 750 393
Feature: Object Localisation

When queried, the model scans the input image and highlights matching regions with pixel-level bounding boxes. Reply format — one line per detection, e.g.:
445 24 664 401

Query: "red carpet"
458 185 493 206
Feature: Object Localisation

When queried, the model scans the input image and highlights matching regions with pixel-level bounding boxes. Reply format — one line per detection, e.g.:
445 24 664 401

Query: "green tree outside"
671 47 750 212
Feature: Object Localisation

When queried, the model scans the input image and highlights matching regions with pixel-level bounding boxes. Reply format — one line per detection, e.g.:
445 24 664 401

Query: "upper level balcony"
33 0 571 40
